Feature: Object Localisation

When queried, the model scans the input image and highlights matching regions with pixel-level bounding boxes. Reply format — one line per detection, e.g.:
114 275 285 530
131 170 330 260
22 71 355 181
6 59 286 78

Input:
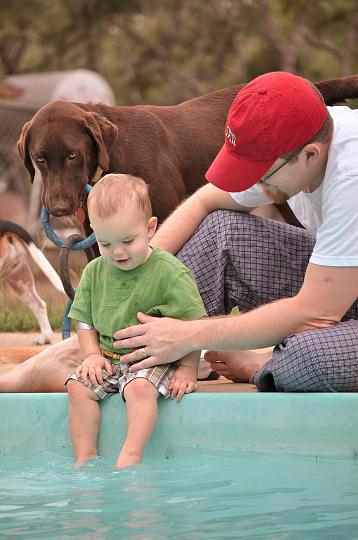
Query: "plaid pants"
177 211 358 392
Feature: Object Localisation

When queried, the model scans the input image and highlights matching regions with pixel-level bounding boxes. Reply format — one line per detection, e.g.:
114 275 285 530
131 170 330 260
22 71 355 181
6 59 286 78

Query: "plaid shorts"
65 359 176 400
177 211 358 392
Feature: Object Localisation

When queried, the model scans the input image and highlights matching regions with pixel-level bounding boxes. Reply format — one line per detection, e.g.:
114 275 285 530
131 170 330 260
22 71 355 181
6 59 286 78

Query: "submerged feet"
115 449 142 469
73 454 98 468
73 452 141 469
204 349 272 382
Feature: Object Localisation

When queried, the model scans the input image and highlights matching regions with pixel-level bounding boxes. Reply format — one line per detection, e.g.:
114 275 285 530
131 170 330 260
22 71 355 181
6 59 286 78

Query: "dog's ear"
17 120 35 182
84 112 118 171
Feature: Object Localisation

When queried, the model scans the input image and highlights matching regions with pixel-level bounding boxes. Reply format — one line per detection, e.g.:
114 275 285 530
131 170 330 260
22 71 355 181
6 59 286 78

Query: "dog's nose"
50 205 71 217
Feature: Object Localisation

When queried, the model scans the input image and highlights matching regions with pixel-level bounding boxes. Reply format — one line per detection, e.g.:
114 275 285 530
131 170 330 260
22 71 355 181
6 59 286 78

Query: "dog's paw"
35 333 53 345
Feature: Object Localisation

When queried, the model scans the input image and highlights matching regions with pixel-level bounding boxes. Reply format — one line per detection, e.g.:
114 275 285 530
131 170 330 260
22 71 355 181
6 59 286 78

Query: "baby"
66 173 206 468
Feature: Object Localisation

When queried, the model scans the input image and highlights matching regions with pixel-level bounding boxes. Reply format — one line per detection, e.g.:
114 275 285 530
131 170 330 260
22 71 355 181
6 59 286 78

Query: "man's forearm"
187 296 326 352
151 195 209 254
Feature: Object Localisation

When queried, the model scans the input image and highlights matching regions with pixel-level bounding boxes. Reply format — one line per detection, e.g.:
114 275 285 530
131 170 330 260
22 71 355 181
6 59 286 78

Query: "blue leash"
40 185 96 250
62 298 74 340
41 184 97 339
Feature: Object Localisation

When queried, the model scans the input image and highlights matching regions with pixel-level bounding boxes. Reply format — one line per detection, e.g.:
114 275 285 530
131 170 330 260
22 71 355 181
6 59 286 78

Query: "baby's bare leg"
67 380 100 466
0 336 81 393
116 378 159 469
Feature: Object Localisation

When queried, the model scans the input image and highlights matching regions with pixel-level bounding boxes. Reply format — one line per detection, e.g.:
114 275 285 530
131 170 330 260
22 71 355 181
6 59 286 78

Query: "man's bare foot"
204 350 272 382
115 450 142 469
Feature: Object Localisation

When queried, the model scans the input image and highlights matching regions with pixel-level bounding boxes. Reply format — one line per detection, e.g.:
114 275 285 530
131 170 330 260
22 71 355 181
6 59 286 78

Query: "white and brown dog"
0 220 65 344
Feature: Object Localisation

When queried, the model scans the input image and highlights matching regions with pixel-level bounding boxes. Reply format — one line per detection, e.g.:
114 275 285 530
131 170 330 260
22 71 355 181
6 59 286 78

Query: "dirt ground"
0 331 61 374
0 331 62 348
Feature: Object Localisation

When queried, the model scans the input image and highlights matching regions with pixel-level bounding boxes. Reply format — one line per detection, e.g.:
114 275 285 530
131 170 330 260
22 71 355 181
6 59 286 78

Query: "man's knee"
177 210 249 256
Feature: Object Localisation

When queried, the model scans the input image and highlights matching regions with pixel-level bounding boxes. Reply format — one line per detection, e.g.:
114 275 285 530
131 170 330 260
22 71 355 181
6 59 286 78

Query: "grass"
0 247 87 333
0 281 67 332
0 301 66 332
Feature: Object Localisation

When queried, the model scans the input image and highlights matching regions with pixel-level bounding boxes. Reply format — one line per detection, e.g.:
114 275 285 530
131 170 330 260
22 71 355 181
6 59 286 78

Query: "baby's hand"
168 365 198 402
75 354 113 386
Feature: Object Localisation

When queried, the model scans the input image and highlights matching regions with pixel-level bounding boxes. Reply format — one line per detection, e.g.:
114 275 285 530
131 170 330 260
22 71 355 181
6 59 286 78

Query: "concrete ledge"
1 393 358 460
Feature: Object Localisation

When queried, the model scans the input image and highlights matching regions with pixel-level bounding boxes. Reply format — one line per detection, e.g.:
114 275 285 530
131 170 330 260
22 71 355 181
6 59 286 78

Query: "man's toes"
232 377 248 383
211 364 227 376
204 351 219 363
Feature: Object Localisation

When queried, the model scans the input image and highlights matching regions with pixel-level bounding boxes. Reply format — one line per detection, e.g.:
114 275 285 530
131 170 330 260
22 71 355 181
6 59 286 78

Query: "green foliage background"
1 0 357 105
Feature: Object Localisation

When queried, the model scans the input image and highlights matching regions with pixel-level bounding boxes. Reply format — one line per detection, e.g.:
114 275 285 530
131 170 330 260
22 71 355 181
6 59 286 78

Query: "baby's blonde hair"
87 174 152 220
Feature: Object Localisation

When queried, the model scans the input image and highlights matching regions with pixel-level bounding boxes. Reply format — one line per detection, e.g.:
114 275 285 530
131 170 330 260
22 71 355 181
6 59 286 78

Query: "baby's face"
90 207 157 271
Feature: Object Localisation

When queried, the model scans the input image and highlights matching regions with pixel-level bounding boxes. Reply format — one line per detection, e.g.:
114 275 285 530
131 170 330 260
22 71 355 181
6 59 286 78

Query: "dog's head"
18 101 118 217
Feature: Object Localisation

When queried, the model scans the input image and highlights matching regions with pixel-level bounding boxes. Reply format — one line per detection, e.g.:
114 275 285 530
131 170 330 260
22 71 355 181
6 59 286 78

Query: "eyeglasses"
260 148 303 185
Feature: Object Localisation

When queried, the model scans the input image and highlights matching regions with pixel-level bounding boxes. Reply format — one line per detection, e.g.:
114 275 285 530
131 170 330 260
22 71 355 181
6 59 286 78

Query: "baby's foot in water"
73 455 98 468
204 350 271 382
115 450 142 469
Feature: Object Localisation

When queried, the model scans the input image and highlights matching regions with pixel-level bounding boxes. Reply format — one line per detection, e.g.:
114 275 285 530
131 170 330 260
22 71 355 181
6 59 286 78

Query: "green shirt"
69 247 207 359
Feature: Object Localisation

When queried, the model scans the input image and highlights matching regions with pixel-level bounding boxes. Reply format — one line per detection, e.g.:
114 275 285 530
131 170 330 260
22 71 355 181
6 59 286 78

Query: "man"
1 71 357 393
112 71 358 391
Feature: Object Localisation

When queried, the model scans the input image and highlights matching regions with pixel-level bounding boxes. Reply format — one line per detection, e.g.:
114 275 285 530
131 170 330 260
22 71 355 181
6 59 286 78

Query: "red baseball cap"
206 71 328 192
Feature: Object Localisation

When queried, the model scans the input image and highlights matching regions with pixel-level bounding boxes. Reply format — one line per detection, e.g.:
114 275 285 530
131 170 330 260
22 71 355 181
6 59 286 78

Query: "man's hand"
75 354 113 386
113 312 194 371
168 365 198 402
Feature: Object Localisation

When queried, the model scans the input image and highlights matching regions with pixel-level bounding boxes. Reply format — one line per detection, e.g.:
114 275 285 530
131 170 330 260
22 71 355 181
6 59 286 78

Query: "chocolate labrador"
18 75 358 230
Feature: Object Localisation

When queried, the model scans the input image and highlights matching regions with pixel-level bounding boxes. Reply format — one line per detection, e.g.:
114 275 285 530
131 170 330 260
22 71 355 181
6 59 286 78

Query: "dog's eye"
68 152 77 160
36 157 44 163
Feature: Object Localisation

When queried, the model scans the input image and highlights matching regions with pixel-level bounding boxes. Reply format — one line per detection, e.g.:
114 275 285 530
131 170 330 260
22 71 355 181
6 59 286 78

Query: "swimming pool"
1 393 358 538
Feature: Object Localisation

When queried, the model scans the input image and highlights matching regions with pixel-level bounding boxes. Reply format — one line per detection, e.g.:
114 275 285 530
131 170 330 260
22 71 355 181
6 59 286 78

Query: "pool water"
2 393 358 539
2 452 358 539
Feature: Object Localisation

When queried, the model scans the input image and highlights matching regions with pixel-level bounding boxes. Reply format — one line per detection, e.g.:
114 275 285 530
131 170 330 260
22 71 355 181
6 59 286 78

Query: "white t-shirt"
230 106 358 267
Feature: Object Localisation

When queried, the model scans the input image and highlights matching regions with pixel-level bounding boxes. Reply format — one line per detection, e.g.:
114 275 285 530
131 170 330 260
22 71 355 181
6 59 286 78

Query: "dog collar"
92 166 103 183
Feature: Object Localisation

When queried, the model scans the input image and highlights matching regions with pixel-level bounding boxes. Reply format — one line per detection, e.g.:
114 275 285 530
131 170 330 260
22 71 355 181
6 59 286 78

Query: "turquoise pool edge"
1 392 358 460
